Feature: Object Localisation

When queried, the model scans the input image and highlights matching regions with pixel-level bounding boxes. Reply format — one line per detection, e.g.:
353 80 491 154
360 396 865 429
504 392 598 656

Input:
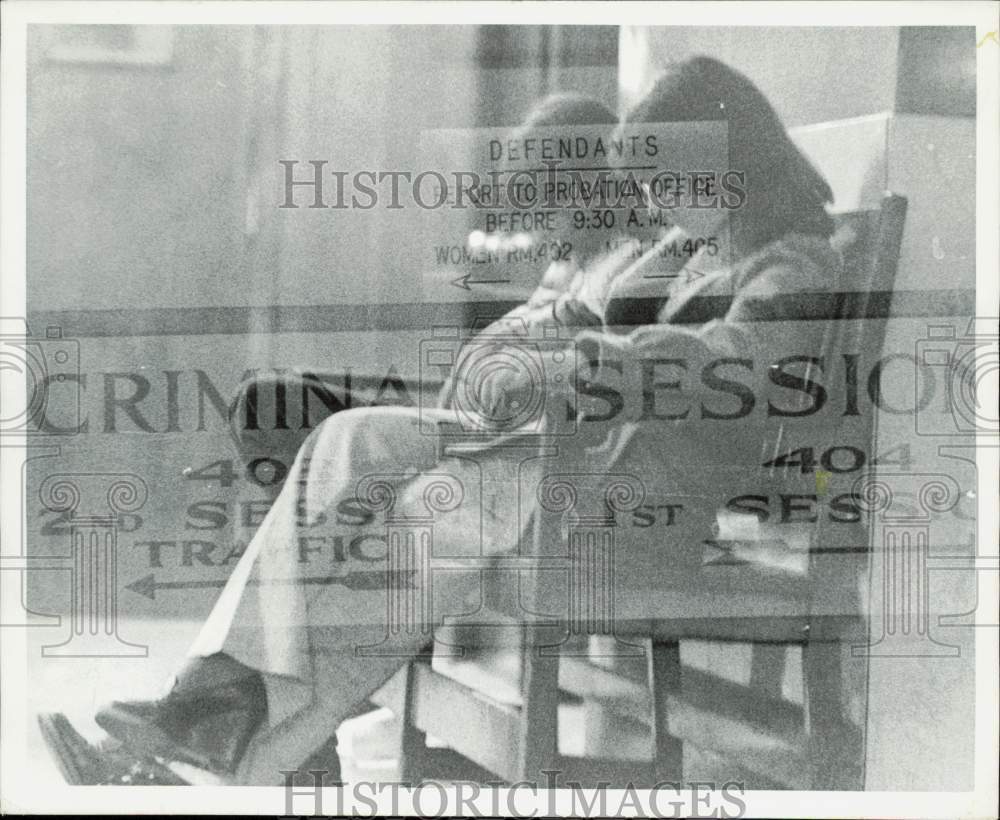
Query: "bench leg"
804 639 864 789
647 640 684 781
388 660 430 785
518 643 560 785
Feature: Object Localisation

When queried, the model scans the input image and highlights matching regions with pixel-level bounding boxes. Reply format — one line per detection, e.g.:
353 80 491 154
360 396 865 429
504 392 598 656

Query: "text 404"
762 443 911 474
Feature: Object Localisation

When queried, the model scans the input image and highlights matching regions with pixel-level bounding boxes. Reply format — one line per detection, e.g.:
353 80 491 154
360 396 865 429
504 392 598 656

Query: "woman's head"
627 56 834 253
518 92 618 132
512 94 620 261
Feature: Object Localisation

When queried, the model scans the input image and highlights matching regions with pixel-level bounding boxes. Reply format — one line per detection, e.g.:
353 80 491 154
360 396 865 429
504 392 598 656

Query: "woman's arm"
436 260 578 410
573 236 842 415
437 241 638 410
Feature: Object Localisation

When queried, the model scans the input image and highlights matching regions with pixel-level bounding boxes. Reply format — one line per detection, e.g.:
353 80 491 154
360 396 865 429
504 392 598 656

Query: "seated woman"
37 91 626 786
39 56 838 785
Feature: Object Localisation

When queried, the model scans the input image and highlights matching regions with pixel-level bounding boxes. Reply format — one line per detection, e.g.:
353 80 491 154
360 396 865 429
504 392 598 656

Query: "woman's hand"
524 260 579 312
451 340 578 432
552 293 603 328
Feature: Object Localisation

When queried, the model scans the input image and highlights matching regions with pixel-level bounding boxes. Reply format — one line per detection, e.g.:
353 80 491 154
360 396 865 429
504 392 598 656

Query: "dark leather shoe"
95 654 267 775
38 713 188 785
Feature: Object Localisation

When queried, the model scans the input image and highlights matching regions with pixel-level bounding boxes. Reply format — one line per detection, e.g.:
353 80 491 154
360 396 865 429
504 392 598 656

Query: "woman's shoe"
37 713 189 785
95 653 267 776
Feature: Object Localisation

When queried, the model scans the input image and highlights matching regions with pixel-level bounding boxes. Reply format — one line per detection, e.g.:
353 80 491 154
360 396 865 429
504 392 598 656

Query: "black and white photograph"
0 2 997 817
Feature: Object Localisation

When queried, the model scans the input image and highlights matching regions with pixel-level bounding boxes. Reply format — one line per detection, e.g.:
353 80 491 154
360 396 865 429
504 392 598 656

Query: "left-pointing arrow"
126 571 416 600
451 273 513 291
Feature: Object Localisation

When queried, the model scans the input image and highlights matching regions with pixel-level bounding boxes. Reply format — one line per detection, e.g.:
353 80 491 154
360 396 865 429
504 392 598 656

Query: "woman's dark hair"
517 92 618 131
627 56 834 253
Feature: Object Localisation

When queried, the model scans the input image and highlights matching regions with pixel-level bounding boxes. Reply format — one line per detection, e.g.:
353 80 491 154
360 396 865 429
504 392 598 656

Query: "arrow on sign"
642 268 704 282
451 273 513 291
126 570 416 600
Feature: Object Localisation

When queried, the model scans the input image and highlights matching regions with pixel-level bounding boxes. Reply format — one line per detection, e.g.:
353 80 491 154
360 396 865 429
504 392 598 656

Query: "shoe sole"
38 713 91 784
95 706 216 773
39 712 191 786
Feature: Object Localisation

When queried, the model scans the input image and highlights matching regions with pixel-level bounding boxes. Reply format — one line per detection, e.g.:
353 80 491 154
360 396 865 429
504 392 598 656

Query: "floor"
19 615 752 788
16 613 977 791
